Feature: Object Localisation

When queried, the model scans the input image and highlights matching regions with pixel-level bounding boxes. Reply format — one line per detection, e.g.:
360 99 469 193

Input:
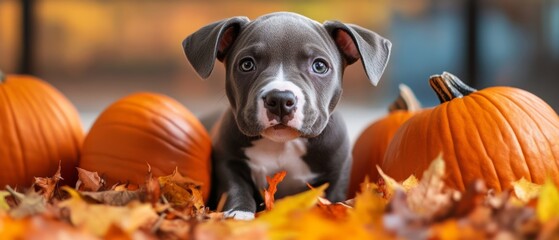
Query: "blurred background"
1 0 558 142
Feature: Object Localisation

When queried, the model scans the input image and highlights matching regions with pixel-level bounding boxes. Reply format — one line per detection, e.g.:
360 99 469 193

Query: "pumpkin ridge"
148 112 206 151
83 152 146 165
18 82 55 163
121 94 203 129
463 94 505 188
21 80 77 181
25 80 82 179
93 110 196 153
475 92 534 185
36 80 83 160
442 102 467 190
1 82 29 182
492 90 559 175
423 106 437 176
499 89 559 129
477 92 534 184
118 100 209 149
94 122 192 154
117 101 197 141
81 152 154 178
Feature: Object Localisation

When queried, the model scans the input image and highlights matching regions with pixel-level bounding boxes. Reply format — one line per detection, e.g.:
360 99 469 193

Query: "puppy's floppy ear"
183 17 250 79
323 21 392 86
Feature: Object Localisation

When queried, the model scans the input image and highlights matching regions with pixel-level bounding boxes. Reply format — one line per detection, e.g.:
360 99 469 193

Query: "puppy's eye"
312 59 329 74
239 58 255 72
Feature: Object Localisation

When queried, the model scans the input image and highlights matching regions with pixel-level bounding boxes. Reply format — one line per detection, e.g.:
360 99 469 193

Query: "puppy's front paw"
224 210 255 220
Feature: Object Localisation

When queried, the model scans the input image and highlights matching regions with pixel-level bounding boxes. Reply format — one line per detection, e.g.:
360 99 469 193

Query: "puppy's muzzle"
263 90 297 124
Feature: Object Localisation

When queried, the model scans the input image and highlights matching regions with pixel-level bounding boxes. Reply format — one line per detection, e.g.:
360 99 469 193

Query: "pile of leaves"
1 157 559 239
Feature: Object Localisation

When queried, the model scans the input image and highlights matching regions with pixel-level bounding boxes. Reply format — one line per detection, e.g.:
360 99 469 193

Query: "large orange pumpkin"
0 71 84 187
382 72 559 192
348 84 421 198
79 92 212 201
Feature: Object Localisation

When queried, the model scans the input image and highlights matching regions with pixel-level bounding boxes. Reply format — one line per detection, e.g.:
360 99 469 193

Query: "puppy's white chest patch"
244 138 316 197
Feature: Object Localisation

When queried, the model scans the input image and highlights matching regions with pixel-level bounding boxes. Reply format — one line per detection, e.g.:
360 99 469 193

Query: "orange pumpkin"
80 92 212 201
382 72 559 192
348 84 421 198
0 71 84 187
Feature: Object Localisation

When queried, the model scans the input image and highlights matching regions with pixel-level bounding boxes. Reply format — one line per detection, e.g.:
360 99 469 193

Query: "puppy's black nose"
263 90 297 119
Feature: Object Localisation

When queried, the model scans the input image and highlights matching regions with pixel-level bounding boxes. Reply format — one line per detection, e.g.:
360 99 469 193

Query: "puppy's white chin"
261 126 301 142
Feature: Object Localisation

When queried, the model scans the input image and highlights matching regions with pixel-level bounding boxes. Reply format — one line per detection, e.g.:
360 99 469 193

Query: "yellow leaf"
350 185 386 227
294 211 386 240
0 191 9 212
60 187 157 237
256 184 328 239
537 178 559 222
254 183 389 240
402 175 419 192
512 177 542 203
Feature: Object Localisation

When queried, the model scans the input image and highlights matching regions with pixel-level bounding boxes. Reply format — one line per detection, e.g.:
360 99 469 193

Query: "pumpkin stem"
389 84 421 112
429 72 477 103
0 70 5 83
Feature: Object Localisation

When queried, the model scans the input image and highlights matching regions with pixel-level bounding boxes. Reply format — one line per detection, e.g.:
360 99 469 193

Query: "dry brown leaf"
34 162 63 201
60 187 157 237
6 187 48 219
158 168 204 215
465 205 493 231
442 180 487 219
487 200 538 238
264 170 287 211
146 177 161 208
383 190 427 238
406 155 454 218
5 150 559 239
76 167 105 192
154 218 192 239
80 190 145 206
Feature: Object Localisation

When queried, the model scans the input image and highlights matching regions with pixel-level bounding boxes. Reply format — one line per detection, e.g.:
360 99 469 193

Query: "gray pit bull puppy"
183 12 391 220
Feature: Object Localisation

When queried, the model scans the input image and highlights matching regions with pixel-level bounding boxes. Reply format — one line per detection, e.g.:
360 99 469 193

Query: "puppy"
183 12 391 219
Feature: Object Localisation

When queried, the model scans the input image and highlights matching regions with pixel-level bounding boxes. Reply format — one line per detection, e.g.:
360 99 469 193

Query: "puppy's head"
183 12 391 142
